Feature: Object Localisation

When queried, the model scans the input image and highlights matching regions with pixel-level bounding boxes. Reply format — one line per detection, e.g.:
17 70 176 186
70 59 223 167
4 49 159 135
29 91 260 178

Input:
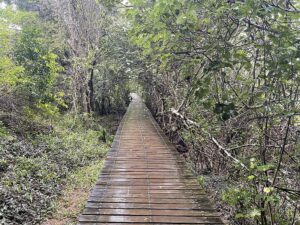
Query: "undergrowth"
0 113 111 224
42 160 104 225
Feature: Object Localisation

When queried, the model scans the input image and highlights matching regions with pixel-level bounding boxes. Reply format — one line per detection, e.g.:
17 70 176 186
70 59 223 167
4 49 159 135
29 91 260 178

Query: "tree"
127 0 300 224
15 23 60 102
43 0 107 113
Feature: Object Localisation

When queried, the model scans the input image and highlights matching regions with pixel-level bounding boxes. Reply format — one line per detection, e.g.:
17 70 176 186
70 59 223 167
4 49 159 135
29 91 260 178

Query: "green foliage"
222 157 281 220
0 121 9 137
0 6 33 86
15 23 62 99
196 176 205 187
92 15 136 115
67 160 104 190
213 102 237 121
0 1 126 224
0 57 24 85
1 0 299 224
46 159 104 224
127 0 300 224
0 5 64 121
0 114 109 224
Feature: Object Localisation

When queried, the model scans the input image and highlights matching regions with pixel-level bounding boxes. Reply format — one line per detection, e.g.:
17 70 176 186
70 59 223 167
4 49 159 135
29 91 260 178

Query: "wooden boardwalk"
78 95 224 225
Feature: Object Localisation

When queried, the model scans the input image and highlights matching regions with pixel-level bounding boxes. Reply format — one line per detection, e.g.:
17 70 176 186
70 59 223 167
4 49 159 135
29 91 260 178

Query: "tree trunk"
88 68 95 112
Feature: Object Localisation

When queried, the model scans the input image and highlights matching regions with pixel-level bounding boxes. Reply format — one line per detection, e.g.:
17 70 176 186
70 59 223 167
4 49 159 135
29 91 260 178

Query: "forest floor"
0 109 122 225
42 161 103 225
42 115 122 225
201 175 231 223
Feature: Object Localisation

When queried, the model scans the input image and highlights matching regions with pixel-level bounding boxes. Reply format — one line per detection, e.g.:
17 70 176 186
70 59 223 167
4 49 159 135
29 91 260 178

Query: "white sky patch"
0 2 17 10
12 3 17 11
0 2 7 9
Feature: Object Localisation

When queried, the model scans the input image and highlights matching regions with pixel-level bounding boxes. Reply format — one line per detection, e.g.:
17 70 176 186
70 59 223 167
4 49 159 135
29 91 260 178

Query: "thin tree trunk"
88 68 94 112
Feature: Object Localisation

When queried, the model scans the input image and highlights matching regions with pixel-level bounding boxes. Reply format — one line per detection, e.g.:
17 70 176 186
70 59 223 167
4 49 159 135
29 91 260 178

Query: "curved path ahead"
78 95 224 224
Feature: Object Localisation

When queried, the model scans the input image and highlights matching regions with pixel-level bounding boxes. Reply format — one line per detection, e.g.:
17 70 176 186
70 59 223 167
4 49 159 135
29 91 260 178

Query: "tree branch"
170 108 249 171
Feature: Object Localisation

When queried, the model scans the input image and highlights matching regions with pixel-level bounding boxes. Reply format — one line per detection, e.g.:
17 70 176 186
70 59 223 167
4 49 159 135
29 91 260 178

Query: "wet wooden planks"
78 94 224 224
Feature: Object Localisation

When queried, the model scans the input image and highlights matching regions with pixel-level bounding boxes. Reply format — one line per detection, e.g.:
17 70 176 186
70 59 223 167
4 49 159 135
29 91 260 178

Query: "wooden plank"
77 95 224 224
78 215 223 224
82 209 219 217
85 202 215 210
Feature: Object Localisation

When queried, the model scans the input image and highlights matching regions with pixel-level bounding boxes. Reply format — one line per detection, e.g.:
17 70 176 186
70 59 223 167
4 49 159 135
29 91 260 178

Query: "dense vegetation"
0 0 299 224
0 0 129 224
127 0 300 224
